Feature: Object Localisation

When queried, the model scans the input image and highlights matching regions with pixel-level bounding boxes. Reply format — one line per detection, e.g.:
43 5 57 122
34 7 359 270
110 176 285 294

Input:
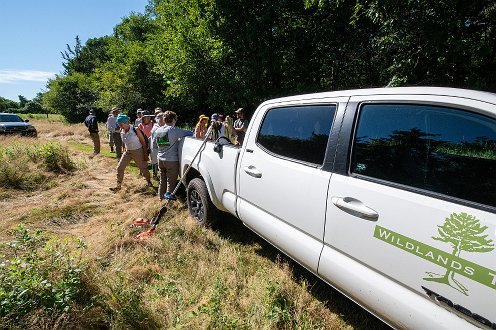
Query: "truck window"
257 105 336 165
351 103 496 208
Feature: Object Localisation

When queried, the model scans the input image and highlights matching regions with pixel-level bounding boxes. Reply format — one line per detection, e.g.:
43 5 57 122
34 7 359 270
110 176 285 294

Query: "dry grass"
0 119 390 329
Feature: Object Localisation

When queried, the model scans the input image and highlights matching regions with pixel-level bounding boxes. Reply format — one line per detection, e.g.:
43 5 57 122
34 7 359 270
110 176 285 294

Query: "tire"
187 178 216 226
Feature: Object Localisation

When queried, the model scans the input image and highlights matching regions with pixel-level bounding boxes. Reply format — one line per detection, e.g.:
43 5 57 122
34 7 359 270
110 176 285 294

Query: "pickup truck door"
237 100 346 272
320 94 496 328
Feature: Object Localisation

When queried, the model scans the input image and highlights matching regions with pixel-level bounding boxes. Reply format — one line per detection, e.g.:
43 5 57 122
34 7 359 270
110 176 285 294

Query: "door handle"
243 165 262 178
331 197 378 221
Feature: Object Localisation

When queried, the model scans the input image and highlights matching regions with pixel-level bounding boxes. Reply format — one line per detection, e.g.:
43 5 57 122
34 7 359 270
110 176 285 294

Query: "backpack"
132 126 149 153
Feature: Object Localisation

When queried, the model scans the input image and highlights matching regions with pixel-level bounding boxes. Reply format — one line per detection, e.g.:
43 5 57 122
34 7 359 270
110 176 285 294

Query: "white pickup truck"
179 87 496 329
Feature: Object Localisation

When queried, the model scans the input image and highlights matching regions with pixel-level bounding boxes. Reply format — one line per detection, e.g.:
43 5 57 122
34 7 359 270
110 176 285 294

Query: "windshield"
0 114 24 123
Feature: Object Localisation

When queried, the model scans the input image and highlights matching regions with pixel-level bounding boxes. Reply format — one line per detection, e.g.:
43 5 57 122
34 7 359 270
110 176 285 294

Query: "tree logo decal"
424 212 494 295
374 213 496 295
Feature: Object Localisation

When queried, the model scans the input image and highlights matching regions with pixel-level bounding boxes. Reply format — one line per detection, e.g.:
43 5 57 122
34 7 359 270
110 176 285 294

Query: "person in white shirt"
150 112 165 179
110 114 152 191
105 107 123 159
134 109 143 127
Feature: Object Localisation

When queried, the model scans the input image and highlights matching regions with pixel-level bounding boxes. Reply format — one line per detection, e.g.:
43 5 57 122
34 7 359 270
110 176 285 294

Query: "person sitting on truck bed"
209 113 221 141
153 111 193 201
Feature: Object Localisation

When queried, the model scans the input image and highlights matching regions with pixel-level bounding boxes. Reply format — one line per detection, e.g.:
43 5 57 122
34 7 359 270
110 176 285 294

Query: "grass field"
0 118 389 329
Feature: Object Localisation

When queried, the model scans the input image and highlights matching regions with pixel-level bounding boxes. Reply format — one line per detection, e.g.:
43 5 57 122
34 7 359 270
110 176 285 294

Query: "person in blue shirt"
152 111 193 200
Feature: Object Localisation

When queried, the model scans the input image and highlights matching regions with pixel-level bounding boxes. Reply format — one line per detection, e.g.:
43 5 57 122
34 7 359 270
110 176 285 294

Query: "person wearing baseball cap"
135 109 144 127
154 107 163 117
106 107 123 158
110 114 153 192
233 108 249 145
84 108 100 156
150 111 166 179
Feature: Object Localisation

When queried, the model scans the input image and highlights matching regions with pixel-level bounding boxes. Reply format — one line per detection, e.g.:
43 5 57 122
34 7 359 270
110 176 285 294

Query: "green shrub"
0 225 86 319
37 143 75 173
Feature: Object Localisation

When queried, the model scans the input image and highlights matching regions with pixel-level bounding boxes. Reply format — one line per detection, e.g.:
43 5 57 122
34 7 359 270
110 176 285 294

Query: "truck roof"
262 86 496 107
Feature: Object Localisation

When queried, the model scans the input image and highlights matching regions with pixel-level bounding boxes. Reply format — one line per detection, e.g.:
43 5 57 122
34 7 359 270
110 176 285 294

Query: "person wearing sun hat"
194 114 209 139
110 113 153 192
138 110 154 139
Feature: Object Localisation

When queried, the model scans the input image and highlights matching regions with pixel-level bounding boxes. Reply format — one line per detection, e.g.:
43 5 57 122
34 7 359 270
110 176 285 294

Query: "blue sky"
0 0 149 102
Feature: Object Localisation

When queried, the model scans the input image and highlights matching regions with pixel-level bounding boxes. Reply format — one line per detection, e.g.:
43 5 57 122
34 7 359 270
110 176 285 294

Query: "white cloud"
0 70 56 84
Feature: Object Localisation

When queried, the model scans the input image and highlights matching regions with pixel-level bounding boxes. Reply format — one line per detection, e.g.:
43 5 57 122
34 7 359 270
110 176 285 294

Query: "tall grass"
0 141 76 190
83 209 382 329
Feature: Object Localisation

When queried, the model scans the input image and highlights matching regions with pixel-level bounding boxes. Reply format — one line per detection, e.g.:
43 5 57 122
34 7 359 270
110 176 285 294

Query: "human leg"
115 151 132 187
164 161 179 195
129 148 152 183
108 131 114 152
113 132 123 160
158 160 167 199
90 132 101 154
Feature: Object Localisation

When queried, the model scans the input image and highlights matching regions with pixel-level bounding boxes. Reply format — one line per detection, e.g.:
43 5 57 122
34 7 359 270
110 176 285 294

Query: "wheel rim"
189 189 204 221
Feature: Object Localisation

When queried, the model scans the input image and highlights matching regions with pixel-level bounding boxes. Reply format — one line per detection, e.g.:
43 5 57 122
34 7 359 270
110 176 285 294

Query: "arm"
136 129 149 158
194 124 201 138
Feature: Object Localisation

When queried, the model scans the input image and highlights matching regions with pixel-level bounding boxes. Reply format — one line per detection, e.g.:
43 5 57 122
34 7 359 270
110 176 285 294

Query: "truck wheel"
187 178 216 226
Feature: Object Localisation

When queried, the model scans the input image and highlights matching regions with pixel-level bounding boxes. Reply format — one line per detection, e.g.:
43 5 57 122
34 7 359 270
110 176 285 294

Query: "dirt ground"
0 120 163 248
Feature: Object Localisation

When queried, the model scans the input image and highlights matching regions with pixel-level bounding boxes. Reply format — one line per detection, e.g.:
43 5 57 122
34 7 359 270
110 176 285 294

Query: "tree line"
0 94 47 114
29 0 496 123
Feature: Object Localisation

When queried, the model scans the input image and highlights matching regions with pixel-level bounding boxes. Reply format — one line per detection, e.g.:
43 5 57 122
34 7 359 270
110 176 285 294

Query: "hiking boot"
110 184 121 192
164 192 176 201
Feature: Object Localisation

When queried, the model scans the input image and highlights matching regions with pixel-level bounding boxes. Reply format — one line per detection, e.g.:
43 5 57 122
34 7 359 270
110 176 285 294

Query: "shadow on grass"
211 213 391 330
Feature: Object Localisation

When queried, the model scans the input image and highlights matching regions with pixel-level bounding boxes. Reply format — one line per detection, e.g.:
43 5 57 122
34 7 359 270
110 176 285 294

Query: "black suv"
0 113 37 137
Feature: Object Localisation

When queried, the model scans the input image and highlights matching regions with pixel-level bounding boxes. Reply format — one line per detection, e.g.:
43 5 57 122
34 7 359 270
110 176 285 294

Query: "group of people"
84 106 249 201
194 107 249 145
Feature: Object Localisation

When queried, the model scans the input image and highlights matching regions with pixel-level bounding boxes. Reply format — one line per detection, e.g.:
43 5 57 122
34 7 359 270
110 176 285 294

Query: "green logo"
157 134 170 146
374 212 495 296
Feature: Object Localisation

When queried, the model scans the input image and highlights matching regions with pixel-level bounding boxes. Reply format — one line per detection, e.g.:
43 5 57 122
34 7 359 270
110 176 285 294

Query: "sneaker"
164 192 176 201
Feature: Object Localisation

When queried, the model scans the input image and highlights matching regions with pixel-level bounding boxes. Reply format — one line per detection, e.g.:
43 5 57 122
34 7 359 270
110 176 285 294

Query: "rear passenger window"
351 104 496 207
257 105 336 165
